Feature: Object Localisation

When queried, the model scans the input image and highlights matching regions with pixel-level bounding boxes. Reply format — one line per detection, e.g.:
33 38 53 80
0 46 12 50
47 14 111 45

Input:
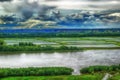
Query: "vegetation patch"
80 65 120 74
0 67 73 78
108 74 120 80
1 74 103 80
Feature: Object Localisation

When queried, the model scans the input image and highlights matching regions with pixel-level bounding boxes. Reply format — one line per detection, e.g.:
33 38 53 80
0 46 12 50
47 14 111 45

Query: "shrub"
19 42 34 46
0 39 5 46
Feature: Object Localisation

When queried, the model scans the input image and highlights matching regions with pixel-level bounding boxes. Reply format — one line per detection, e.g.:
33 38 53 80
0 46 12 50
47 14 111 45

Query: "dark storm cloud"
51 9 120 28
1 0 56 19
0 0 12 1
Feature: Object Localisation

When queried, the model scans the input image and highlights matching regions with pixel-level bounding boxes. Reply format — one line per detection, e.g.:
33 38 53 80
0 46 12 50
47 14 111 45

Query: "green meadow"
1 74 103 80
2 37 120 48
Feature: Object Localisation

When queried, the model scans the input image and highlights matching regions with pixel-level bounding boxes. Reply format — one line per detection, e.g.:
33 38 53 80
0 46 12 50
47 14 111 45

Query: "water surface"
0 50 120 74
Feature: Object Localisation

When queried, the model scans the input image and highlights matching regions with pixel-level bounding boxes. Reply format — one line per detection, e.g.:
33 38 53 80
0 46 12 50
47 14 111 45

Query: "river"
0 50 120 74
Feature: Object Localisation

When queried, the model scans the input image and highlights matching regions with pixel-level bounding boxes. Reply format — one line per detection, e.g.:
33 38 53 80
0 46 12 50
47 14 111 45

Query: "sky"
0 0 120 29
0 0 120 10
42 0 120 10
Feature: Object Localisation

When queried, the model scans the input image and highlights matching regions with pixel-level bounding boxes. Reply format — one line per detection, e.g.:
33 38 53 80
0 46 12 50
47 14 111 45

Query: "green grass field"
108 74 120 80
1 74 103 80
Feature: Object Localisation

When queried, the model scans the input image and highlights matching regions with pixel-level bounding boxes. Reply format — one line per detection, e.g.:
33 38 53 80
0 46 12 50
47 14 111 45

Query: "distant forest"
0 28 120 38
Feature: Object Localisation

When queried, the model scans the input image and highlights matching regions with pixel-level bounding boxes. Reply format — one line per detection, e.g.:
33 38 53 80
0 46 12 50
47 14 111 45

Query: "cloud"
1 0 56 19
1 0 120 13
0 0 120 29
53 10 120 28
41 0 120 10
0 0 11 2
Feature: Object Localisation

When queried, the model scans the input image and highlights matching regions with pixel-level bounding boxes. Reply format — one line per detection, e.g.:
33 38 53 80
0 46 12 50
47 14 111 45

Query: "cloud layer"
41 0 120 10
0 0 120 29
0 0 120 11
0 0 11 2
0 0 56 19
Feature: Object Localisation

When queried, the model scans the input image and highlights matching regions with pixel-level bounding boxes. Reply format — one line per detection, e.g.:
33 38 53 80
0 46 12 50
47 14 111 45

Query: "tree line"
0 30 120 38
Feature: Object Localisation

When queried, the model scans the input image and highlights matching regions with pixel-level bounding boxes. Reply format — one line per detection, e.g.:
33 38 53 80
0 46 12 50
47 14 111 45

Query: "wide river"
0 50 120 74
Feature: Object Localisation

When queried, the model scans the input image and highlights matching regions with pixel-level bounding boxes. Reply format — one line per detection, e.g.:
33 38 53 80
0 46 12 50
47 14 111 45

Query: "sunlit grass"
1 74 103 80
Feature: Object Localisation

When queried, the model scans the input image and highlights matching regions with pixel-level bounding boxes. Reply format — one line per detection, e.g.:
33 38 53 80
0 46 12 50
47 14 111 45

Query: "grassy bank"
80 64 120 74
0 45 83 53
0 67 73 78
1 74 103 80
108 74 120 80
1 65 120 80
0 45 120 54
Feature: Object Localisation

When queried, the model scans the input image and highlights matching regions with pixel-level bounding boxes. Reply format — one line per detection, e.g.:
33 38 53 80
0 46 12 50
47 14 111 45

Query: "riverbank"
0 45 83 53
1 74 103 80
0 45 120 54
1 64 120 80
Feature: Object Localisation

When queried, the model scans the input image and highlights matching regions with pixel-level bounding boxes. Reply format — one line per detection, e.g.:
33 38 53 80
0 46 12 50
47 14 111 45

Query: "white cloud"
41 0 120 10
0 0 120 11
